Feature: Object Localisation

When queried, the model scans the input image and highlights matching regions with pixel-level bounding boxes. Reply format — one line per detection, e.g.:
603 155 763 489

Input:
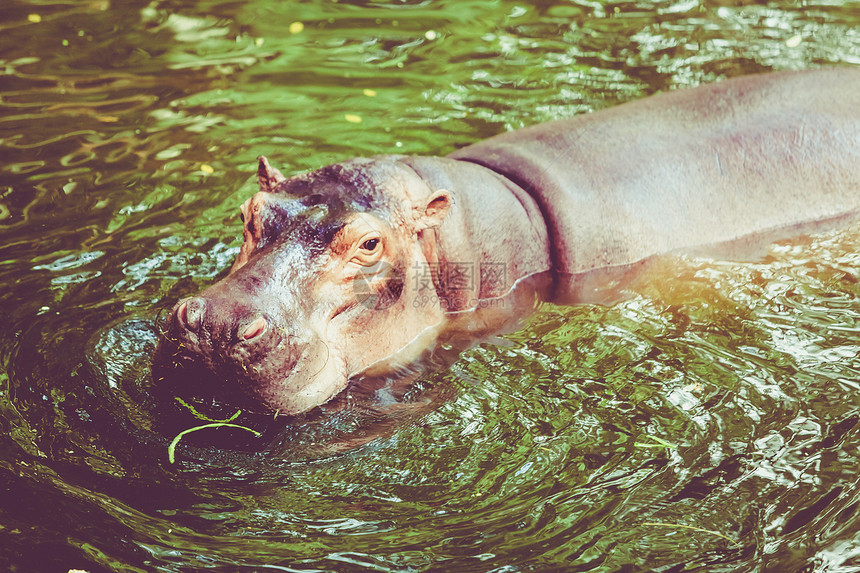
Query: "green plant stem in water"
174 397 241 423
634 435 678 449
643 522 741 548
168 422 262 464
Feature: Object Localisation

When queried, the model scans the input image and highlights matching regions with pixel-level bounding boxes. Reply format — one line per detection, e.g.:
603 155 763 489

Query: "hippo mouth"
151 345 263 415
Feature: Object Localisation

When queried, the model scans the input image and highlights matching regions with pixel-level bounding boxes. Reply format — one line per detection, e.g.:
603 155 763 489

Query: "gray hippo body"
156 68 860 415
449 68 860 300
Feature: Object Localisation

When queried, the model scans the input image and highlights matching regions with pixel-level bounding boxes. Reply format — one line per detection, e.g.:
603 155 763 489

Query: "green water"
3 0 860 571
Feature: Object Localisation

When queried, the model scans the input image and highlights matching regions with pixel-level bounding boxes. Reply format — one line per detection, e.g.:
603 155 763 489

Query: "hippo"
156 68 860 416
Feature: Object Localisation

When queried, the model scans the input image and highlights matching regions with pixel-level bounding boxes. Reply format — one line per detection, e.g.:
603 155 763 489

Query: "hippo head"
156 156 452 415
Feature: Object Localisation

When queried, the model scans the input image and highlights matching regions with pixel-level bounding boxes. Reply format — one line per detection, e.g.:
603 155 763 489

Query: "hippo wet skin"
156 68 860 416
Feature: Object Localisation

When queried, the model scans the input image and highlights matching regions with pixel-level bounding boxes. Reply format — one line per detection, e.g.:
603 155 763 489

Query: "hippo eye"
350 232 384 266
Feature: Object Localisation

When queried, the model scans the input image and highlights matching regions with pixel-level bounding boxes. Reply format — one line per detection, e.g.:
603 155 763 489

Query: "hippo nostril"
178 297 206 332
241 316 267 341
177 301 188 324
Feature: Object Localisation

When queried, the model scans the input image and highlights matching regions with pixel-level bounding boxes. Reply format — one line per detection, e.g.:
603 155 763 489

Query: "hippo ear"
416 190 452 230
257 156 286 193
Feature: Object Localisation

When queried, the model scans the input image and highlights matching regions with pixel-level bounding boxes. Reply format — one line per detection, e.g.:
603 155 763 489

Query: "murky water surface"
3 0 860 571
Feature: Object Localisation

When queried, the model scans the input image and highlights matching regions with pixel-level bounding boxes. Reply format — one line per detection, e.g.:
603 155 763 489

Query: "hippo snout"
173 297 269 345
157 292 342 415
166 295 286 366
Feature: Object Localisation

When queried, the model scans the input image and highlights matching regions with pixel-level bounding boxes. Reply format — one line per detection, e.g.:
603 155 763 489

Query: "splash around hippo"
155 68 860 416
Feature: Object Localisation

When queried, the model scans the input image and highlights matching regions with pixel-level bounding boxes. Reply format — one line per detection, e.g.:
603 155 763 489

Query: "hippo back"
449 69 860 290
